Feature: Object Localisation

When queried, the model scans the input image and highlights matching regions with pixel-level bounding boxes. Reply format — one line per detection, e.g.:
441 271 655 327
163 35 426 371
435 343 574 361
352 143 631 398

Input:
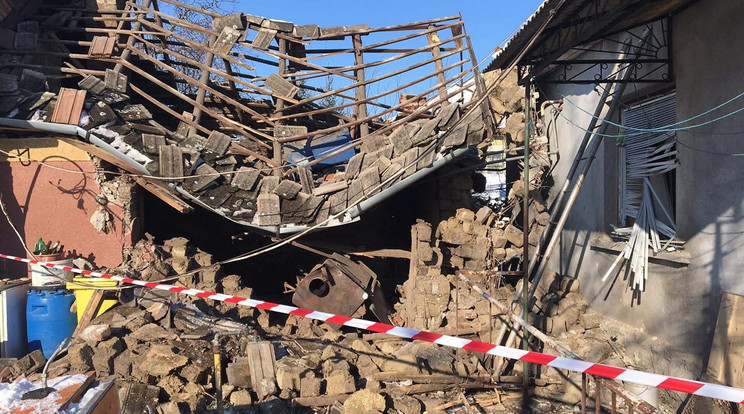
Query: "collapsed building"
0 0 743 413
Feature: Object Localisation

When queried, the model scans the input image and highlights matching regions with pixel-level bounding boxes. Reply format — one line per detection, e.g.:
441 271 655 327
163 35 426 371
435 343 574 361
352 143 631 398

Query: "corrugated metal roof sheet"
485 0 701 73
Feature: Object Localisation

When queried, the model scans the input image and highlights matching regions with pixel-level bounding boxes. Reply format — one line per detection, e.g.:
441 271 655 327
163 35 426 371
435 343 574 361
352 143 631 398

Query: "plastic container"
66 277 118 321
29 254 74 288
0 279 30 358
26 289 77 358
285 128 356 172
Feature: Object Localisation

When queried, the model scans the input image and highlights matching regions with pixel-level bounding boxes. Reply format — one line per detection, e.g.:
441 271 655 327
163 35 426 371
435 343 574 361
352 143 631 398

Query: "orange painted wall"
0 138 134 277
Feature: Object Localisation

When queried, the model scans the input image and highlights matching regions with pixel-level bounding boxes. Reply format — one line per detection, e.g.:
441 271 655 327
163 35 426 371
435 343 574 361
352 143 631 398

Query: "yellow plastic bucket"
66 277 118 321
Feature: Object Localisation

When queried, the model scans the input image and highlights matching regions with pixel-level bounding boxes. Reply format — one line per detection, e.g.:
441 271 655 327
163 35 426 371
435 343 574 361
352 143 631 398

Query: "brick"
118 104 152 121
328 189 348 215
273 124 307 140
251 28 276 50
212 26 241 54
410 117 439 146
359 166 380 196
88 101 117 127
262 19 294 33
294 24 319 38
14 32 36 49
265 73 299 99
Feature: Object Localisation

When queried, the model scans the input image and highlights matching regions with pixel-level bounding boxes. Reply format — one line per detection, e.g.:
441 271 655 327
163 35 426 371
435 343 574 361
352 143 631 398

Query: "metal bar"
278 64 473 144
526 30 651 300
118 58 273 148
522 74 531 407
596 377 602 414
582 373 587 414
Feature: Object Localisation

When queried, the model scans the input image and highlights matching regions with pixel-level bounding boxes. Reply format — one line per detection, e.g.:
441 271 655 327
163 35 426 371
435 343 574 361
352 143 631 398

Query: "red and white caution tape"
4 252 743 404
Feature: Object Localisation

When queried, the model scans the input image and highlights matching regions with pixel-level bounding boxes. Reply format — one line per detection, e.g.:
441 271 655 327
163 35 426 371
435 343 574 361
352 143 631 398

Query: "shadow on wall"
0 158 27 277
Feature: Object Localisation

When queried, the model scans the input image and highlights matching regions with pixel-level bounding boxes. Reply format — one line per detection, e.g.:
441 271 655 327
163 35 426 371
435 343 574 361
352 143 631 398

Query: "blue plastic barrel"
26 290 77 358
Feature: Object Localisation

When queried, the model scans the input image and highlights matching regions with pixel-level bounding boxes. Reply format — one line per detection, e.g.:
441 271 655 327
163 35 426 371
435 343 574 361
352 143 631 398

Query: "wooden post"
190 34 218 135
113 0 152 73
273 38 288 175
352 34 369 138
426 26 448 103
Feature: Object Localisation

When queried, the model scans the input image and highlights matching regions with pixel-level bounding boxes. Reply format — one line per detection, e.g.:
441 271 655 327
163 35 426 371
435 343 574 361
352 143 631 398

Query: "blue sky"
238 0 544 67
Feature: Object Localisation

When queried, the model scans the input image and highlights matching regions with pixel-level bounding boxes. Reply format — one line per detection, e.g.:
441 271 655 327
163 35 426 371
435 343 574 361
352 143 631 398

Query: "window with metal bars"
603 92 678 290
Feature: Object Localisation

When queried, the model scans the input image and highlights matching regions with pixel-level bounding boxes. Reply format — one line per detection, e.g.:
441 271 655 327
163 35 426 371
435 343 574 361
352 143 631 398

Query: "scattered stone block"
504 224 524 248
343 389 385 413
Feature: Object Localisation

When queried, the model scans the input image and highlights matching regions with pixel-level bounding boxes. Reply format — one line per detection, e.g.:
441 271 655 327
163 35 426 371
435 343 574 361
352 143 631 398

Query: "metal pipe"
521 74 531 407
212 331 243 414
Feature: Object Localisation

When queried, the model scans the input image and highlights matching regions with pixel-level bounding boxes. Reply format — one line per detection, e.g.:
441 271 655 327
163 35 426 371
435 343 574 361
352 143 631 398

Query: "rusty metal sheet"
88 36 115 57
50 88 86 125
292 259 367 318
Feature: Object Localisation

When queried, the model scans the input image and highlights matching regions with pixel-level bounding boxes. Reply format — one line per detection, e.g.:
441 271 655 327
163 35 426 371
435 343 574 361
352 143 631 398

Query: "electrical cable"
559 90 744 133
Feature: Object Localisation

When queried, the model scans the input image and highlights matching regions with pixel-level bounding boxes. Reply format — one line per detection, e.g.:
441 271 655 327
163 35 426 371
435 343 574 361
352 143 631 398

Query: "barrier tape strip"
3 252 742 404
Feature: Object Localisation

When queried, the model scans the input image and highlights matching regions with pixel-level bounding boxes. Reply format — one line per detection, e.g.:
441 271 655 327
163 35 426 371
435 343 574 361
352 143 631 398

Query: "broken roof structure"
0 0 494 234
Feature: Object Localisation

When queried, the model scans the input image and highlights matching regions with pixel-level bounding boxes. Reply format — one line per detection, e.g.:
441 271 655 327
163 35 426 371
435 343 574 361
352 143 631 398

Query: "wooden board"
88 36 116 58
72 289 105 338
245 341 276 398
707 292 744 386
51 88 86 125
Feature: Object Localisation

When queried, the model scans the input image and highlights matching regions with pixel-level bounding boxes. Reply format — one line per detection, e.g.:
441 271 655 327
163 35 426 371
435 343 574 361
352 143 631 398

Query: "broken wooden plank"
72 290 105 338
51 88 86 125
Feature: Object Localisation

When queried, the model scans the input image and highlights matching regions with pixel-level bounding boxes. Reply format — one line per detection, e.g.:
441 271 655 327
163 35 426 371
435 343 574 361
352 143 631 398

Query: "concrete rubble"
3 232 698 413
0 1 706 413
